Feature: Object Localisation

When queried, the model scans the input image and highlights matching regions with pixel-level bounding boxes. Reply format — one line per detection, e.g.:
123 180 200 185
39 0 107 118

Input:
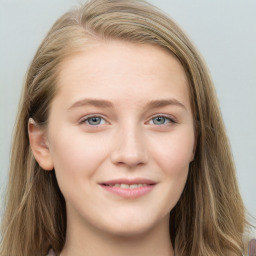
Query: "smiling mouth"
102 183 153 189
100 183 155 198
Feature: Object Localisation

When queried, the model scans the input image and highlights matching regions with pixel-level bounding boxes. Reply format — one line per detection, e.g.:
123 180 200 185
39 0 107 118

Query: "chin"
101 216 160 238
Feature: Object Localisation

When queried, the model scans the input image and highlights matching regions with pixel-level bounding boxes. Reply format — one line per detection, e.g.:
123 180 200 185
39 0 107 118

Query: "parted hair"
0 0 251 255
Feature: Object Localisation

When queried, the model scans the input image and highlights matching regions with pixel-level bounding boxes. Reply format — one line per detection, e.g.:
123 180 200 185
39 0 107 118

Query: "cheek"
48 128 110 183
151 128 194 184
141 130 194 216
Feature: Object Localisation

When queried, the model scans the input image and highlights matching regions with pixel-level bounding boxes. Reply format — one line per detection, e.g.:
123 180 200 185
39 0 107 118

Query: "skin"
29 40 196 256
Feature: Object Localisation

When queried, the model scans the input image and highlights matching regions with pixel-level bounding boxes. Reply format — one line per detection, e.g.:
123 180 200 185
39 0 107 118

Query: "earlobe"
28 118 54 171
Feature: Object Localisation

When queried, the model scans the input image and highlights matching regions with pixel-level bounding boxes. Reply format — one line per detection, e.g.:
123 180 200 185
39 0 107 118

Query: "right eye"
80 116 107 126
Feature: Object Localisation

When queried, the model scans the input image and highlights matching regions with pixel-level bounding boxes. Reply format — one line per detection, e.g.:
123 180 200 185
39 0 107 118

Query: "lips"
104 183 149 189
100 178 156 186
99 178 156 198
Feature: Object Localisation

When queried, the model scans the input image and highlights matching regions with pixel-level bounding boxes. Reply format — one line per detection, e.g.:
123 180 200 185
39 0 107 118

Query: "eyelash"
149 115 177 126
79 115 107 127
79 114 177 127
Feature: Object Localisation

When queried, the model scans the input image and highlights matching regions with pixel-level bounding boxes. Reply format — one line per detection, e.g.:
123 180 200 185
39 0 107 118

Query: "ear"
28 118 54 171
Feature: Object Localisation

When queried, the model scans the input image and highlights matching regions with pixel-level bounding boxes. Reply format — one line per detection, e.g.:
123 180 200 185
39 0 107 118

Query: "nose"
110 125 148 168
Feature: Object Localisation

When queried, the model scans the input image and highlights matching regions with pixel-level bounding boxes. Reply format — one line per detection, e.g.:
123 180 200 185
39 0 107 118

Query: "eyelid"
147 114 177 125
79 114 109 125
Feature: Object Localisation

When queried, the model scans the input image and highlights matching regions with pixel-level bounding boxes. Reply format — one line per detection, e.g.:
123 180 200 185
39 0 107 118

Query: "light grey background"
1 0 255 222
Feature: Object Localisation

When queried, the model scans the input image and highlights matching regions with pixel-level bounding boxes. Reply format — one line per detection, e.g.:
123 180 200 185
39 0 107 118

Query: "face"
32 40 196 237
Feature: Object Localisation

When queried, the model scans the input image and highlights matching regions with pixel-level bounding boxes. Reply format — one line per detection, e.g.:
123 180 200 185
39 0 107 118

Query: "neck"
60 214 174 256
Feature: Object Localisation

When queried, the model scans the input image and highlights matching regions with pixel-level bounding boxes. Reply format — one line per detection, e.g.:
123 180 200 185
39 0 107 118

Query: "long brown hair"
0 0 252 255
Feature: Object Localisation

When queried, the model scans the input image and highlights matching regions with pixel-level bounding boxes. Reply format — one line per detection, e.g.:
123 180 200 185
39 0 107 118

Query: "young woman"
0 0 253 255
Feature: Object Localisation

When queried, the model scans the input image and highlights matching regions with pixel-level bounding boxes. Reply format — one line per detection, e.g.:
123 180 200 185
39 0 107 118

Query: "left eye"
150 116 173 125
82 116 106 126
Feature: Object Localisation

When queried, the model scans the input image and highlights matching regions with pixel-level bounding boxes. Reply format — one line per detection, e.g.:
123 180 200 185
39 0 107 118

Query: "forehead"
55 40 190 110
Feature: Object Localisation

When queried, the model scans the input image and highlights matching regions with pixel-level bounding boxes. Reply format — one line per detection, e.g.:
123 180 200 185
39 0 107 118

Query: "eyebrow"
68 98 187 111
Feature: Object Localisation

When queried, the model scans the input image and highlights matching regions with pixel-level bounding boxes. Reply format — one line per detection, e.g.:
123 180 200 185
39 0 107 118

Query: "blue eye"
83 116 106 126
150 116 173 125
80 115 174 126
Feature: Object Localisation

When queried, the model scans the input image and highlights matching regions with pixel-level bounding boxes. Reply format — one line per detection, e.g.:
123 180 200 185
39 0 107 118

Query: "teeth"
120 184 130 189
108 184 147 189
